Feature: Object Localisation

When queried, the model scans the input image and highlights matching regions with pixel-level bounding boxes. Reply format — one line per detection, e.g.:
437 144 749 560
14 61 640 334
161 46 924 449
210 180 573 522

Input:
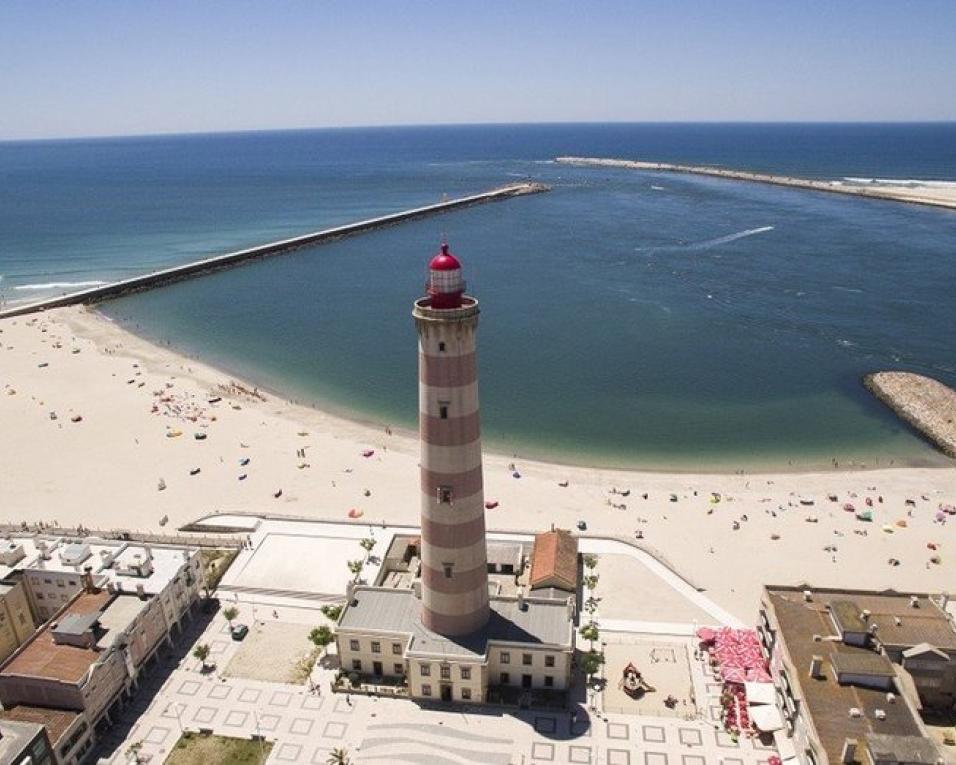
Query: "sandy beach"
556 156 956 210
1 306 953 622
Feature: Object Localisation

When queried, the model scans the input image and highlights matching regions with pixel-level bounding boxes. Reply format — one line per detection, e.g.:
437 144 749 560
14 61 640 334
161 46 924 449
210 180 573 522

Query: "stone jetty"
556 156 956 211
864 371 956 458
0 181 549 319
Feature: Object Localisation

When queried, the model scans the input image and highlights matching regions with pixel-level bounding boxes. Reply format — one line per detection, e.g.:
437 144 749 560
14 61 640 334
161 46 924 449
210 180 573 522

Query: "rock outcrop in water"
864 371 956 458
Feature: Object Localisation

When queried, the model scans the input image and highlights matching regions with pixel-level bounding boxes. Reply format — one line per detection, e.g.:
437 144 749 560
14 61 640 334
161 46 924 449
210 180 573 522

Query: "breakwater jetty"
864 372 956 458
0 182 549 319
556 156 956 211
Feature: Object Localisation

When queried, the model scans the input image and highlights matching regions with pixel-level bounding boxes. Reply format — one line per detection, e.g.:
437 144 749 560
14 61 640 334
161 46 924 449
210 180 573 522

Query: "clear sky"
2 0 955 140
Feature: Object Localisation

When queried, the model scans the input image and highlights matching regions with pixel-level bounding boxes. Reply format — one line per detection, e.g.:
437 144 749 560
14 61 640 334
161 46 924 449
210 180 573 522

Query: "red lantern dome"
429 243 461 272
427 243 465 309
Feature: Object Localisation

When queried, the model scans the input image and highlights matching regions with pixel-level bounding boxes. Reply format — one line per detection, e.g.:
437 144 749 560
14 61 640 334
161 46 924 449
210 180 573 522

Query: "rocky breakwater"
864 371 956 458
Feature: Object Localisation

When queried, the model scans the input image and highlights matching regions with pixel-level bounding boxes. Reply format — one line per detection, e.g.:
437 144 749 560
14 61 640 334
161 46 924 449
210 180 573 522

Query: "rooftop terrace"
766 588 947 763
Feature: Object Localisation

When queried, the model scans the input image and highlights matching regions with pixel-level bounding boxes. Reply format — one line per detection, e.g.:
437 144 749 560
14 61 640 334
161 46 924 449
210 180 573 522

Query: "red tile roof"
529 530 578 592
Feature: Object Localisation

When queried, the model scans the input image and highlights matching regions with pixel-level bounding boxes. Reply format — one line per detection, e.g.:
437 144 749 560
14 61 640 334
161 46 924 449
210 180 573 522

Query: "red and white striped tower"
412 242 490 636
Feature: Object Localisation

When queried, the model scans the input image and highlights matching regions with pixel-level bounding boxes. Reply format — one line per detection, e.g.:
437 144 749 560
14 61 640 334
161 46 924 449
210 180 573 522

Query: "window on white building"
420 664 431 677
371 641 381 654
544 676 554 687
460 667 471 680
352 659 362 671
422 684 432 697
500 652 510 664
545 655 555 668
461 688 472 700
522 653 532 666
349 639 360 651
392 642 402 655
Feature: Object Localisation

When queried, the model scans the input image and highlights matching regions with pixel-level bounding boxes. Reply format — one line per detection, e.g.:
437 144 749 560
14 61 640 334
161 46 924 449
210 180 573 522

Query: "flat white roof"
1 535 196 595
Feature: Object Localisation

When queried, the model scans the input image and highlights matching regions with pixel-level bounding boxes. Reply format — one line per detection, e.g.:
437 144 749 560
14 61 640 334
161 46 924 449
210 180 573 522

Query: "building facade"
0 535 207 764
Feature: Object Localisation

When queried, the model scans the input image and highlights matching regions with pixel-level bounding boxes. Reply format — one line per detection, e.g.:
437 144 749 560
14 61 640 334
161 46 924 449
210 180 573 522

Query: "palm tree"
327 747 351 765
192 643 211 670
347 559 364 576
126 741 145 764
359 537 376 555
223 605 239 628
583 554 598 570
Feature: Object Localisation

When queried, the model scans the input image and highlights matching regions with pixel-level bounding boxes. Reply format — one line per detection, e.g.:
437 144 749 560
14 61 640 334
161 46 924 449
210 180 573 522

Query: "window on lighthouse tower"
439 402 449 420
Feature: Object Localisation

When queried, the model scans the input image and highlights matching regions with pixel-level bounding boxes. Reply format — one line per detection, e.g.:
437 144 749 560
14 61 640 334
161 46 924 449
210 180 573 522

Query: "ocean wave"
14 280 109 291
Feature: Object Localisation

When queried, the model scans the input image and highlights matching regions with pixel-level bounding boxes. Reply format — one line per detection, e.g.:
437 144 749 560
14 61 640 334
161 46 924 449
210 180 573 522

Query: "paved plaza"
94 608 776 765
88 517 772 764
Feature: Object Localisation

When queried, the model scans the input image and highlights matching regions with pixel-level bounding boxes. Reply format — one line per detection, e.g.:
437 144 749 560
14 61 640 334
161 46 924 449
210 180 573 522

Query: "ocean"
2 123 955 469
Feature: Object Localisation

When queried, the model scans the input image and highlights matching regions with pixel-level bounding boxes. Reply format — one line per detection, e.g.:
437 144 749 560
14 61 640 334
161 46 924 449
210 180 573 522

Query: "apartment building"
758 585 953 765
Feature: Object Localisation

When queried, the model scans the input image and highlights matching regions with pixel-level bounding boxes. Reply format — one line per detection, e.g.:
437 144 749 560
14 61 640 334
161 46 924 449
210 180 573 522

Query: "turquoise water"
3 125 956 469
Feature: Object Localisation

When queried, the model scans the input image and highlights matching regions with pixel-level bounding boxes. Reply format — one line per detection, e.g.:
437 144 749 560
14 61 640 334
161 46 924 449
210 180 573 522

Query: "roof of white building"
339 587 573 659
1 535 197 595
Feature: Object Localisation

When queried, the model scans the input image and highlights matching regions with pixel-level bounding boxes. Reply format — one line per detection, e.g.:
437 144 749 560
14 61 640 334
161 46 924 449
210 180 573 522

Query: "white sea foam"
14 280 108 291
832 285 863 294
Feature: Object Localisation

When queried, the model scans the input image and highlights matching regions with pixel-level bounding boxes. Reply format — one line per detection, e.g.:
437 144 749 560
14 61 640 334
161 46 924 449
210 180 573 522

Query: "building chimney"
841 738 858 764
517 589 527 612
809 655 824 679
411 580 421 600
135 584 146 600
860 609 871 621
910 595 920 608
143 545 153 561
939 593 949 610
803 589 813 602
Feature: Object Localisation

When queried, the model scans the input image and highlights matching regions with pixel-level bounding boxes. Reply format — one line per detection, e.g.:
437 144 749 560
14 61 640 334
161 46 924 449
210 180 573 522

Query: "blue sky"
2 0 955 139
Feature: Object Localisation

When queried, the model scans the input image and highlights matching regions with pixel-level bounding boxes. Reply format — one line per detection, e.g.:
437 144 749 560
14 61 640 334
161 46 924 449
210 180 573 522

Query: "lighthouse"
412 243 490 636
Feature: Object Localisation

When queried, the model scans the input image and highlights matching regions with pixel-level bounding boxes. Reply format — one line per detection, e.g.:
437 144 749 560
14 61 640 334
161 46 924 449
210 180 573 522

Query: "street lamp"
253 710 264 758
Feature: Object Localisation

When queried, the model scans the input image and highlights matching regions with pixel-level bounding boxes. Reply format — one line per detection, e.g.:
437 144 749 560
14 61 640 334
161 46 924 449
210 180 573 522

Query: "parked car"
230 624 249 641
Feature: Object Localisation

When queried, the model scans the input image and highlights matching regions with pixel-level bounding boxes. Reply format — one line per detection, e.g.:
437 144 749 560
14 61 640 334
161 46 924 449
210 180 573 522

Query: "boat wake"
691 226 775 250
635 226 775 255
14 280 109 291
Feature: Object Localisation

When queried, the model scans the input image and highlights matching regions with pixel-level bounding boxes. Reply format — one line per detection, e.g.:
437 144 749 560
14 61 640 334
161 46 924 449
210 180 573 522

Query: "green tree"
126 741 145 764
583 554 598 570
192 643 211 669
223 605 239 627
579 623 599 644
347 560 364 576
584 597 599 615
310 625 334 651
359 537 376 554
327 747 351 765
583 574 599 592
320 604 343 621
581 649 605 680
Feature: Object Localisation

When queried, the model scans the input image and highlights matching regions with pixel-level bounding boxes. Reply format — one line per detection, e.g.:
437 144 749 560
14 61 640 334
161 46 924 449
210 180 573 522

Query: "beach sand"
556 157 956 210
1 306 953 623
